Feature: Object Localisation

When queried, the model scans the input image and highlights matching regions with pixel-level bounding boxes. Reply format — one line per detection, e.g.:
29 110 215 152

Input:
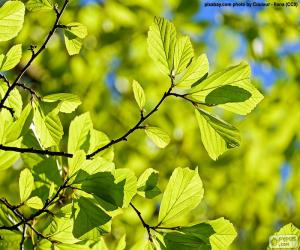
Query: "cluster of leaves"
1 1 289 249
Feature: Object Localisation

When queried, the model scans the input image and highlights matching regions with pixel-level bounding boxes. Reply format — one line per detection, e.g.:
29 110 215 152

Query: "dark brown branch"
20 224 26 250
2 105 15 117
130 202 180 243
0 74 10 87
169 92 215 107
0 0 69 111
130 202 153 242
0 145 73 158
86 84 174 159
16 83 40 100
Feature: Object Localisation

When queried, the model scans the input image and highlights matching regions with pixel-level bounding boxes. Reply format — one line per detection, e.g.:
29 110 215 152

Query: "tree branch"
130 202 180 243
0 178 69 231
130 202 153 242
0 144 72 158
0 0 69 112
86 83 174 159
169 92 215 107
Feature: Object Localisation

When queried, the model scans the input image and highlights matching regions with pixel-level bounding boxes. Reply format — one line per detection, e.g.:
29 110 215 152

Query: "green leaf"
158 167 204 226
0 82 23 118
0 1 25 42
0 44 22 71
195 108 241 160
189 61 263 115
161 223 215 250
175 54 209 88
25 196 43 209
32 101 63 148
43 93 81 113
207 218 237 250
0 230 22 250
116 234 126 250
44 204 80 244
6 104 33 143
73 197 111 239
72 157 115 184
137 168 161 198
68 112 93 153
114 168 137 207
147 17 176 75
145 127 170 148
268 223 300 250
64 23 87 56
205 85 251 105
88 129 114 161
173 36 194 75
79 168 136 208
0 138 21 171
132 80 145 110
26 0 53 12
68 150 86 178
65 22 88 39
19 168 34 202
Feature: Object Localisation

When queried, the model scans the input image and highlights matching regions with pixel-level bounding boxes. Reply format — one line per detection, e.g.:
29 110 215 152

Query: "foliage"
0 0 298 249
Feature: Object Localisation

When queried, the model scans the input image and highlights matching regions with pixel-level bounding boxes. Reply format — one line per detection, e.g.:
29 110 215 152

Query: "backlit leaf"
147 17 176 75
0 44 22 71
43 93 81 113
26 196 43 209
175 54 209 88
26 0 53 12
145 127 170 148
173 36 194 75
68 112 93 153
158 167 204 226
189 62 263 115
195 108 241 160
19 168 34 202
0 1 25 42
132 80 145 110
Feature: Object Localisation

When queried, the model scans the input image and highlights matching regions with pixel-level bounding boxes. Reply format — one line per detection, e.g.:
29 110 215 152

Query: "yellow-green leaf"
208 218 237 250
132 80 145 110
175 54 209 88
173 36 194 75
147 17 176 75
0 138 21 171
189 61 263 115
145 127 170 148
0 44 22 71
26 196 43 209
19 168 34 202
26 0 53 12
158 167 204 226
0 1 25 42
64 23 87 56
195 108 241 160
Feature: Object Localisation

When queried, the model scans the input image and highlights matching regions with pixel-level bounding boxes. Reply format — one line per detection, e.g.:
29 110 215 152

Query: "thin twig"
20 224 26 250
16 83 40 100
0 74 10 87
169 92 215 107
130 202 180 243
0 145 72 158
86 84 174 159
130 202 153 242
2 105 15 117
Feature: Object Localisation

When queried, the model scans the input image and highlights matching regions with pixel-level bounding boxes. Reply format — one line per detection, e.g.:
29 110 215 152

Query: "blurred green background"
0 0 299 249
